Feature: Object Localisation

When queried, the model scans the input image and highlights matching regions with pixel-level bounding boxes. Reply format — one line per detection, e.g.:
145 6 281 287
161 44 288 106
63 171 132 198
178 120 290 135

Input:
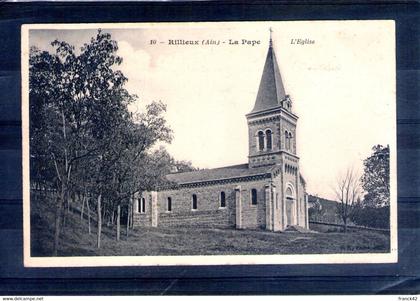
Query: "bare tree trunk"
81 194 85 221
87 197 91 235
97 194 102 249
130 195 134 229
53 109 69 252
126 202 130 238
116 205 121 241
62 196 67 230
53 195 64 256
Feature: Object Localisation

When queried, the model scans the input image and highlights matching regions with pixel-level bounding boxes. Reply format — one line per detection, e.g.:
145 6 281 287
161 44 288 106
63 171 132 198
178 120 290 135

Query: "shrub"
351 206 390 229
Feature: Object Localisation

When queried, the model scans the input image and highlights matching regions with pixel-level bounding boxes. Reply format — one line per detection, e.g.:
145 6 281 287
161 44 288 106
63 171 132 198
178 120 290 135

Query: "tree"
30 30 136 254
308 196 325 222
351 205 390 229
361 145 390 207
105 104 173 240
30 43 83 255
334 168 362 232
172 160 199 173
30 29 176 254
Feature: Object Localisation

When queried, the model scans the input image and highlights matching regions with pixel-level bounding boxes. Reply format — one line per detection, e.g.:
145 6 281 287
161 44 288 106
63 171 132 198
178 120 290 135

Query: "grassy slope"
31 196 390 257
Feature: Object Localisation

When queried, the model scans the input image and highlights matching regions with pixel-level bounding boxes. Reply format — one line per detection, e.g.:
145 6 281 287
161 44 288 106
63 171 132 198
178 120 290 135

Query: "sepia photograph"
22 21 397 266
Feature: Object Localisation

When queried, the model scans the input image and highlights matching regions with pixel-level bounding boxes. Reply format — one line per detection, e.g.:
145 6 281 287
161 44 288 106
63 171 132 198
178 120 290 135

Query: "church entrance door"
285 186 296 226
286 197 296 226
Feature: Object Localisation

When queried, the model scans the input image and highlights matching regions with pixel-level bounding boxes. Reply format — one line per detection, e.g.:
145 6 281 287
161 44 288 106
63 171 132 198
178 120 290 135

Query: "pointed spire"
250 29 287 114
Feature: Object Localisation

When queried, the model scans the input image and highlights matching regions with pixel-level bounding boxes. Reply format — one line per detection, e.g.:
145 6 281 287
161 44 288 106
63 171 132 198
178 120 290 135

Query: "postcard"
22 21 397 267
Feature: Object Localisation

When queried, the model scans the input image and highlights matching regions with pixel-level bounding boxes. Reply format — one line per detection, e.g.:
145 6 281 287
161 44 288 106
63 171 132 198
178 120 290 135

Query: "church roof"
165 163 273 187
250 42 286 114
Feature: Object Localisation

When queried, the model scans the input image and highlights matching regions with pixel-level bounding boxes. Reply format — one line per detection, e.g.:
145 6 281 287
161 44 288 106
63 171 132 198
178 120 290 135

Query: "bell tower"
247 29 299 168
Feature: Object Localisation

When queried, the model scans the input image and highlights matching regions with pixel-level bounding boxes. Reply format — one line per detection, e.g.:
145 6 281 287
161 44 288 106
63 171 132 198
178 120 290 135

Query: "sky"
28 21 396 200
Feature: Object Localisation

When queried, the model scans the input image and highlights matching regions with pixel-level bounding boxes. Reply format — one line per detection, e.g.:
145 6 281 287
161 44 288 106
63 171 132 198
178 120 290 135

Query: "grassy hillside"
31 195 390 257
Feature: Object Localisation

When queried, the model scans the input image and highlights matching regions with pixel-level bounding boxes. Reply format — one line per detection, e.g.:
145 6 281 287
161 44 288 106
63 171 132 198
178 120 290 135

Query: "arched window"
140 197 146 213
192 194 198 210
251 189 258 205
288 132 293 151
136 198 141 213
265 129 272 150
220 191 226 208
167 197 172 212
257 131 265 151
284 130 289 150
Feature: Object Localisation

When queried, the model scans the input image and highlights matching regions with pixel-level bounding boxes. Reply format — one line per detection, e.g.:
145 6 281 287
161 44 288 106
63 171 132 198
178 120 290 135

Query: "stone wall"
247 116 283 168
133 179 269 229
132 169 308 231
237 184 267 229
132 194 152 227
158 210 230 228
271 154 308 231
248 117 282 155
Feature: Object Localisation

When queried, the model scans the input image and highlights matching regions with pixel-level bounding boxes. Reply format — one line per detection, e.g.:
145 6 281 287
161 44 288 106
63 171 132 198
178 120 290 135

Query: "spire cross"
269 27 273 47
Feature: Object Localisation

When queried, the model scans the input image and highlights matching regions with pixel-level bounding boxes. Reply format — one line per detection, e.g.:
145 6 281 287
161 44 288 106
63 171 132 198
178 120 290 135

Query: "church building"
133 33 309 231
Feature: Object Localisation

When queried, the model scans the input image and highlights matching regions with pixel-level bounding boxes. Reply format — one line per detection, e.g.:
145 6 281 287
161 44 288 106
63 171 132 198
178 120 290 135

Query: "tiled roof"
250 44 286 114
166 163 274 185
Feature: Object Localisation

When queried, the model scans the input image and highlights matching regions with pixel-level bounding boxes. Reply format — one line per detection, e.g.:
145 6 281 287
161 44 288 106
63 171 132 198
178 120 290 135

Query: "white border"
22 21 398 267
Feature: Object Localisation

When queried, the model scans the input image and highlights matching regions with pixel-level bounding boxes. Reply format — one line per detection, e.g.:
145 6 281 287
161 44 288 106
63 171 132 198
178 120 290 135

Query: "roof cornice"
157 173 272 191
246 106 298 120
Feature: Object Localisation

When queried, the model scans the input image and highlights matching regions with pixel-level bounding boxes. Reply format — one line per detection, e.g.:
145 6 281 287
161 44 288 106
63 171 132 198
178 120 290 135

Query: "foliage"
29 30 174 254
361 145 390 207
308 198 325 222
172 160 199 172
351 206 390 229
